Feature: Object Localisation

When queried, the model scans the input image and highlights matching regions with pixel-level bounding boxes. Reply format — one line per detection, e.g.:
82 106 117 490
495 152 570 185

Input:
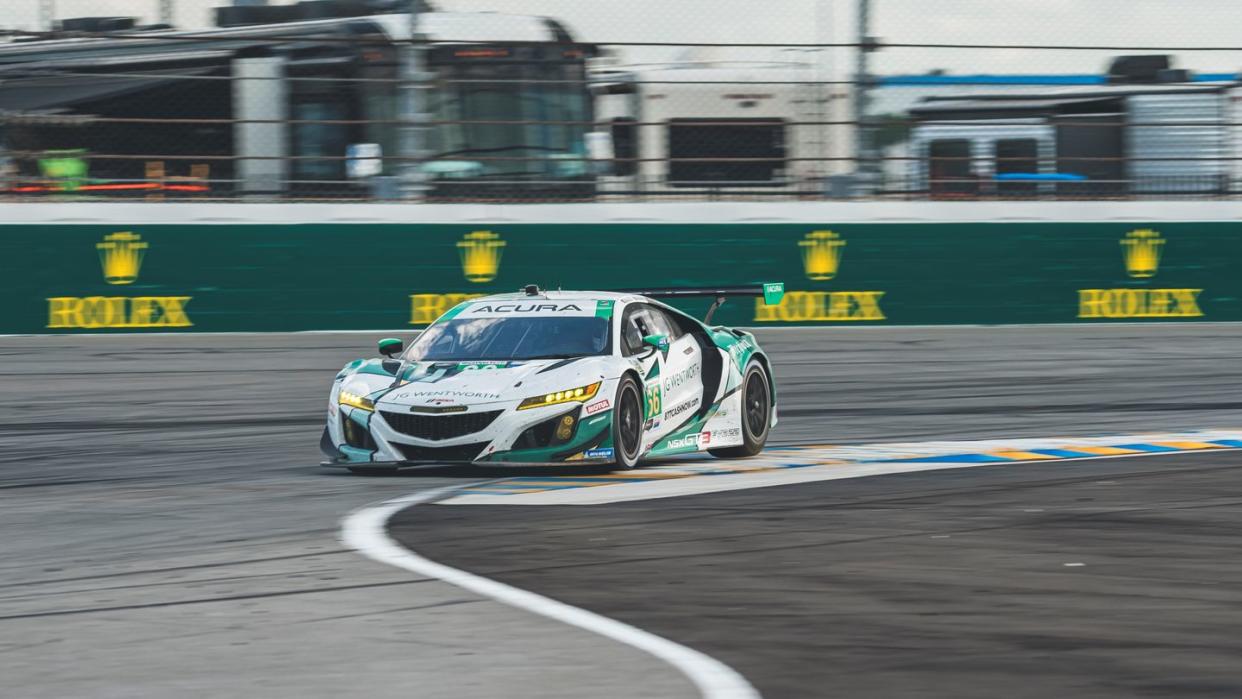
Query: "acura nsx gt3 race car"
321 284 784 473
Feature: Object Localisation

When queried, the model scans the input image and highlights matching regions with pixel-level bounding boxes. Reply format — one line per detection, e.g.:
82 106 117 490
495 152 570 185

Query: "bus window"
359 62 398 178
667 118 785 186
536 64 591 178
292 101 350 183
427 61 590 180
429 64 527 176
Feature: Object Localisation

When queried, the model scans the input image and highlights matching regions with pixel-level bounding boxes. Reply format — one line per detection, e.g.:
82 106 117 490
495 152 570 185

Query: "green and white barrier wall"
3 202 1238 333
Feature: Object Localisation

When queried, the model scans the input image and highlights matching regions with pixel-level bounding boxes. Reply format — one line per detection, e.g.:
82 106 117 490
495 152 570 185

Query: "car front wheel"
612 375 643 469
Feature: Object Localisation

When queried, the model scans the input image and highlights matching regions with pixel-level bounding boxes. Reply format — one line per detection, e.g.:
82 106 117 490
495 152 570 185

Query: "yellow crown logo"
1121 229 1164 279
799 230 846 281
96 231 148 285
457 230 506 283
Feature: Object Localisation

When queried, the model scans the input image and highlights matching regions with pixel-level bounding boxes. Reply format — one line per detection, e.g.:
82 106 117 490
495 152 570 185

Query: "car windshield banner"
455 300 601 319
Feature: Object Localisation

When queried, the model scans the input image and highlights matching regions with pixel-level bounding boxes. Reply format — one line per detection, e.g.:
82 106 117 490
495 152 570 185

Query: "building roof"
0 11 570 64
910 82 1232 118
911 95 1118 116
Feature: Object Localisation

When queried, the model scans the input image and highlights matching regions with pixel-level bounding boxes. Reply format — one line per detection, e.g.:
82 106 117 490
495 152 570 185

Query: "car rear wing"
623 282 784 324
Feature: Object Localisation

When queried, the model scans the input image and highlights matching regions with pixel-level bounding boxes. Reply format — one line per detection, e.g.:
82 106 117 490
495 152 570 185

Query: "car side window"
622 305 681 356
621 307 649 356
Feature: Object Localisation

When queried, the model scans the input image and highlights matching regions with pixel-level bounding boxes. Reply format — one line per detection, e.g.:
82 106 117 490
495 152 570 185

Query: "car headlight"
517 381 601 410
338 386 375 412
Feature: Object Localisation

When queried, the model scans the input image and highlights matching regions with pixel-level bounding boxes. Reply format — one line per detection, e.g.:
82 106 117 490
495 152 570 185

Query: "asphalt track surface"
4 325 1242 697
395 450 1242 698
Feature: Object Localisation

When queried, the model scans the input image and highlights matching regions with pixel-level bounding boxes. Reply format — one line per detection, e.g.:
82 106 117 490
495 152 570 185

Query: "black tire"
612 375 644 469
709 362 771 458
348 466 398 476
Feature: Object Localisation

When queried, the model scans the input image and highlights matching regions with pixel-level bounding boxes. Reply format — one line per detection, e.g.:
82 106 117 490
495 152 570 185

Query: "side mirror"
641 333 669 358
378 337 403 358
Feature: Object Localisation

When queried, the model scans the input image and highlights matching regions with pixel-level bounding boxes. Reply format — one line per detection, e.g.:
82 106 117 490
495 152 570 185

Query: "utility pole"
39 0 55 31
158 0 174 25
854 0 879 191
397 0 431 201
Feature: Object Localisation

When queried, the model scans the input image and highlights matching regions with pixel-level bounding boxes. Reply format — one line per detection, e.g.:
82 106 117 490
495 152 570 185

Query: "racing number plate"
644 384 662 419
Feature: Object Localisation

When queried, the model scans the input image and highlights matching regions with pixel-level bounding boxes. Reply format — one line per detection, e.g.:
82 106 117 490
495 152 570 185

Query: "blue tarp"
994 173 1087 182
881 72 1237 87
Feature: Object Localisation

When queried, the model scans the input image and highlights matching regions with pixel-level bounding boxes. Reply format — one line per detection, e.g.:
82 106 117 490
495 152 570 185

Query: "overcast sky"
9 0 1242 75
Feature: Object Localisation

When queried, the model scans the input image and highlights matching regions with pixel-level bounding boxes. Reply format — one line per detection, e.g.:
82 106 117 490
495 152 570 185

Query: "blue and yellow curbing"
446 432 1242 501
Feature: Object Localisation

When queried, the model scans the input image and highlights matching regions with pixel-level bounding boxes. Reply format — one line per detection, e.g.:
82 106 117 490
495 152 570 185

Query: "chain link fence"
3 0 1242 201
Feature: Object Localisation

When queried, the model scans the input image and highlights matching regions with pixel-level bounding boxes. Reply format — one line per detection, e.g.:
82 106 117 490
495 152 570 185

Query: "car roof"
473 290 641 303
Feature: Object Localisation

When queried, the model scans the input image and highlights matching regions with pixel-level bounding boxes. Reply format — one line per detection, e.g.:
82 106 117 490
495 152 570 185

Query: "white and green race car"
321 284 784 473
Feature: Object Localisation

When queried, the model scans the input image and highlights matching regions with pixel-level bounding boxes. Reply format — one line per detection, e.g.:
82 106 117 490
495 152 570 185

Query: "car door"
620 304 665 436
647 306 703 439
620 303 704 447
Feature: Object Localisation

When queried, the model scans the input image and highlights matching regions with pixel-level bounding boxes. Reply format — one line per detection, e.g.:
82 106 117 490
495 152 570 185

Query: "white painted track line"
340 485 761 699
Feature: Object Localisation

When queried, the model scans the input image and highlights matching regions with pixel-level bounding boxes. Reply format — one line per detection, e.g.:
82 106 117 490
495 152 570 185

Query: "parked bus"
0 0 596 200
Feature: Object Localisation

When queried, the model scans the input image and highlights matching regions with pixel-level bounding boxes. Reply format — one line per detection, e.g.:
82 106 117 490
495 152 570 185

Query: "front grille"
380 409 503 441
393 442 488 463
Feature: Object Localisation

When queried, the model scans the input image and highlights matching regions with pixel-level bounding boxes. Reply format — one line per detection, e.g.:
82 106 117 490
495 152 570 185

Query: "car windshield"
406 316 610 361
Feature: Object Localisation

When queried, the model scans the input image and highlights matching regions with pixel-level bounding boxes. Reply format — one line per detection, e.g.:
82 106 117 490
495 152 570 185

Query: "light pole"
397 0 431 201
854 0 880 191
39 0 55 31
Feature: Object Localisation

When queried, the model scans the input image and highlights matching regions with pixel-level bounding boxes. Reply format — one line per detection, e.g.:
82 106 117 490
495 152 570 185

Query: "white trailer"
590 60 854 196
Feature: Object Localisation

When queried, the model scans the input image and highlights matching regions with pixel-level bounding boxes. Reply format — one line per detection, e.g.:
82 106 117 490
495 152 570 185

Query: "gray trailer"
907 58 1232 198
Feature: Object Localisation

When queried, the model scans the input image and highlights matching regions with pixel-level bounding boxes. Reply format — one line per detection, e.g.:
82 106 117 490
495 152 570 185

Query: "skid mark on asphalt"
441 430 1242 505
0 550 351 590
0 580 421 621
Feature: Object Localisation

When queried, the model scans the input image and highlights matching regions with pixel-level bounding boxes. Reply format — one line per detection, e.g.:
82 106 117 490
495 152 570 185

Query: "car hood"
375 357 613 409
